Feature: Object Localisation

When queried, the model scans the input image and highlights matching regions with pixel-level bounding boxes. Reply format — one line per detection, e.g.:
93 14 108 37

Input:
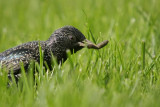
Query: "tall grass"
0 0 160 107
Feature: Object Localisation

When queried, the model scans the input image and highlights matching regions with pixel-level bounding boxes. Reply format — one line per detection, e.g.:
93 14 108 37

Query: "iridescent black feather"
0 26 86 78
0 25 109 82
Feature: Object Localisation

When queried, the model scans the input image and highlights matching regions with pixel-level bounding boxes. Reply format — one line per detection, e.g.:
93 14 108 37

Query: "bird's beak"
77 39 109 49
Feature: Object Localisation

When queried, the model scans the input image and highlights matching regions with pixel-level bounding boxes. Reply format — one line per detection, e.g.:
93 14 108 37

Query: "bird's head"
46 26 109 62
47 26 109 52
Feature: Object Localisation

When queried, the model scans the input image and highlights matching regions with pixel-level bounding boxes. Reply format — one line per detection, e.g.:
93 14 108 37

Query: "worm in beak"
78 39 109 49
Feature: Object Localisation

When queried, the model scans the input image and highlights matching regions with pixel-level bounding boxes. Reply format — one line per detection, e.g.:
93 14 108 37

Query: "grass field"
0 0 160 107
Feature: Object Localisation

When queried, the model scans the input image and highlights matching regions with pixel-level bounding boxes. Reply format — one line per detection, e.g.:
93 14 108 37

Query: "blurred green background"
0 0 160 107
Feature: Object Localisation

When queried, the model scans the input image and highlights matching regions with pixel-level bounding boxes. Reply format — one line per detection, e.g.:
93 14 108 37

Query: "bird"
0 26 109 81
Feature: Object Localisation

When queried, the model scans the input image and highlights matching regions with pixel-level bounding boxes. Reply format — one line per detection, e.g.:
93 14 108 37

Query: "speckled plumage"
0 26 109 81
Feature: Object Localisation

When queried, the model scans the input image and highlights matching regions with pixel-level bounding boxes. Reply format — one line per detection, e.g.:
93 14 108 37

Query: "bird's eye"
69 35 76 41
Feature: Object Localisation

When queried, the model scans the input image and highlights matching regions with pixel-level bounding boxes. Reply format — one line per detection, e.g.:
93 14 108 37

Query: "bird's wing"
0 48 35 74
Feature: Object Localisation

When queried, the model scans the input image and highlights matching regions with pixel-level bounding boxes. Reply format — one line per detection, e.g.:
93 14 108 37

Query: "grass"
0 0 160 106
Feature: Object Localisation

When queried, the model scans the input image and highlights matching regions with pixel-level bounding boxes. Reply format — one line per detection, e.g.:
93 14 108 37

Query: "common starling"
0 26 109 79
